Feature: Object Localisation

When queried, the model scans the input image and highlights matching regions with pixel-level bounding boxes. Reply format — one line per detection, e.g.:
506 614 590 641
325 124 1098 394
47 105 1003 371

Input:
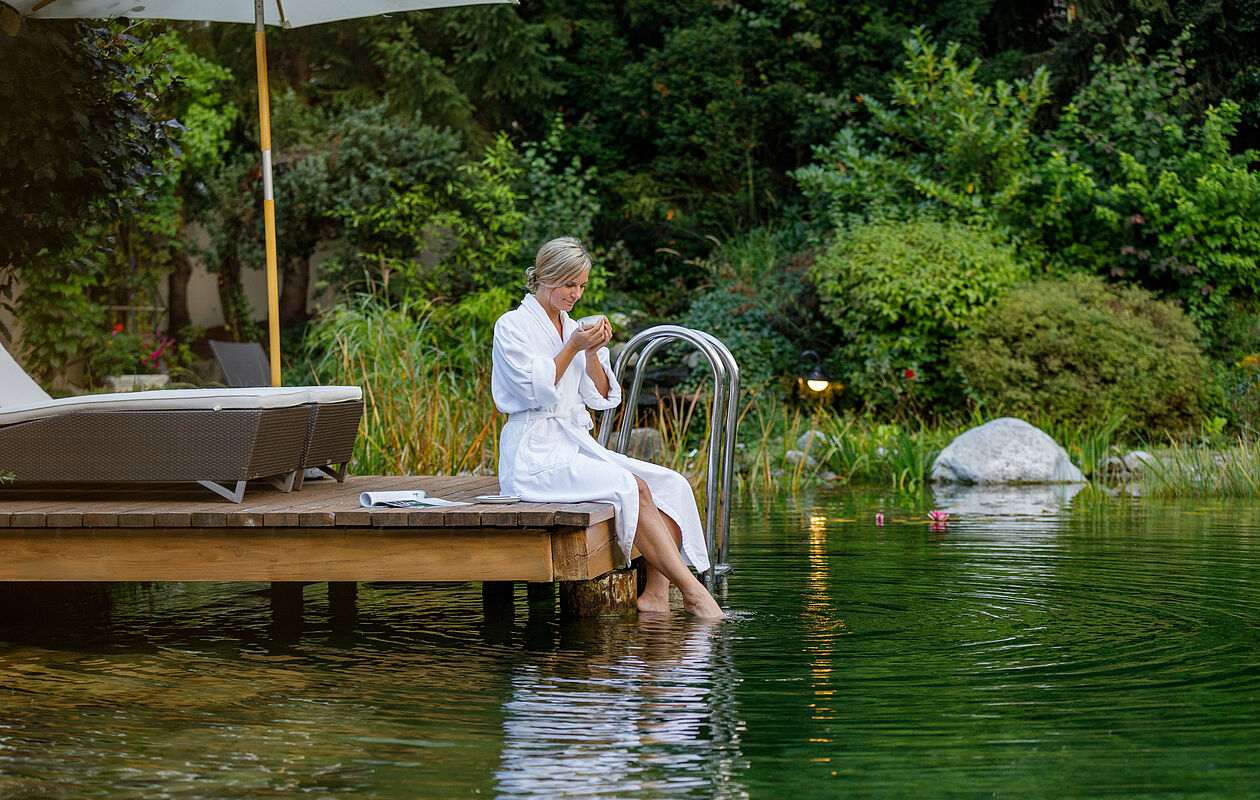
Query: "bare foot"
636 591 670 614
682 593 725 619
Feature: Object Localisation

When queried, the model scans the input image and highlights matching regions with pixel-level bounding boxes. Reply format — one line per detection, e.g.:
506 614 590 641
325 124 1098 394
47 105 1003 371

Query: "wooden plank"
190 510 229 527
225 495 274 528
117 511 156 528
443 505 485 527
46 512 84 528
404 507 449 528
82 511 119 528
369 508 411 527
479 505 519 526
291 489 357 528
554 502 615 527
11 512 46 528
514 503 556 526
153 510 193 527
0 527 556 582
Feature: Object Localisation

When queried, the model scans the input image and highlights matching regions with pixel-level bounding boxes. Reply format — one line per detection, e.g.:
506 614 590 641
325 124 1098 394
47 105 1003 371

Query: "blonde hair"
527 236 591 292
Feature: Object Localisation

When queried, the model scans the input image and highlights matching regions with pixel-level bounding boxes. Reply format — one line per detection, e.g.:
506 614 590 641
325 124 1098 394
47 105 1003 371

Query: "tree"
0 20 176 285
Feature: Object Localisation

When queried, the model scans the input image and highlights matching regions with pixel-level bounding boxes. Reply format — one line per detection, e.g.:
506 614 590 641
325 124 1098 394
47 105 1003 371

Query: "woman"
491 237 725 618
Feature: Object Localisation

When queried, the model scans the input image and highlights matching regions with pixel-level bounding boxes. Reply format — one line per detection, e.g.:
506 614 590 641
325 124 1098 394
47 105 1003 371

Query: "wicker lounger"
0 344 362 502
0 405 310 502
208 340 364 488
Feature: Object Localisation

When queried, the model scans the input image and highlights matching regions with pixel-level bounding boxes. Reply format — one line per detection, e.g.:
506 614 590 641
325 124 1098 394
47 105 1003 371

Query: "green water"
3 487 1260 798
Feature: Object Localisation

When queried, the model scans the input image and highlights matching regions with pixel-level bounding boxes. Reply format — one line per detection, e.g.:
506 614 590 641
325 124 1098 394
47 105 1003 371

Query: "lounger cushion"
0 343 53 406
0 386 363 427
306 386 363 403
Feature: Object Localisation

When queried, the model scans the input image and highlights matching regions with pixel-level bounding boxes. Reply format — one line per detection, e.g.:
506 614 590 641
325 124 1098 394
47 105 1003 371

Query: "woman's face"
541 269 589 313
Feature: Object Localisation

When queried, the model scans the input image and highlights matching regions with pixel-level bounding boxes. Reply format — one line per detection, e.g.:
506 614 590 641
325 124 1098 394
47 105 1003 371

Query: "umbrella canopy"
7 0 510 385
9 0 497 28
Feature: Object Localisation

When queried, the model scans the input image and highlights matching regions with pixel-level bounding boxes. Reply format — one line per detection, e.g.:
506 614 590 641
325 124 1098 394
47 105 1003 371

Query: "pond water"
3 487 1260 798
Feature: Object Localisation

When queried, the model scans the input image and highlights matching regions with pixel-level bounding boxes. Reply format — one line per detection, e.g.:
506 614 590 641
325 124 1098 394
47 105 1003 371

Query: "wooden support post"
526 582 555 604
559 568 638 617
482 581 514 618
329 581 357 627
269 581 304 627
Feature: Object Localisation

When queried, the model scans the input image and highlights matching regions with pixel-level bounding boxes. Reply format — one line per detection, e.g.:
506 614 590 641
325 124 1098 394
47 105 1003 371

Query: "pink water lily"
875 513 884 526
927 510 949 522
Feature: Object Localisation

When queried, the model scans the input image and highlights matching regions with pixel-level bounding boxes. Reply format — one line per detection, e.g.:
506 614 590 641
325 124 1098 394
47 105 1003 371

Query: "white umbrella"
7 0 510 385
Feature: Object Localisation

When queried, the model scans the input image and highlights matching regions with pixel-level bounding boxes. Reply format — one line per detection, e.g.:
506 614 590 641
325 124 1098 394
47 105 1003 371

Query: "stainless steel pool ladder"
595 325 740 589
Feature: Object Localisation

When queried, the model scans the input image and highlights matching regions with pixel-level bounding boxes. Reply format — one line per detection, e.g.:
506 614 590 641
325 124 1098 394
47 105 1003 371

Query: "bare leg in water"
632 476 725 618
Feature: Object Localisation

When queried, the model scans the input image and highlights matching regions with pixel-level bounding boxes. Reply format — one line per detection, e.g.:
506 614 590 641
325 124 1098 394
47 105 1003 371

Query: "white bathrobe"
491 293 710 571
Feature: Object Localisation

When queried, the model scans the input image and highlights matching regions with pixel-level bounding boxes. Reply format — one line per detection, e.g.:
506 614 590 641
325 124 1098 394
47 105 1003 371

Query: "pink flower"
927 510 949 522
875 513 884 526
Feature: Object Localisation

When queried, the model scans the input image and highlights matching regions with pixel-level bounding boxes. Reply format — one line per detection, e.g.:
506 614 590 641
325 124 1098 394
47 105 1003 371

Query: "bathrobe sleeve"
579 345 622 411
492 314 562 413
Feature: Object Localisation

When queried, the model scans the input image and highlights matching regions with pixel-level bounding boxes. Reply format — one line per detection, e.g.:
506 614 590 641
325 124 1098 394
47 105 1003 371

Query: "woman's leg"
638 512 682 612
632 476 724 618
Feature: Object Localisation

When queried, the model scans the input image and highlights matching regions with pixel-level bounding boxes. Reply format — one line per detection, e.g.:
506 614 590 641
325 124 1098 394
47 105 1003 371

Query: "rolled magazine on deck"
358 490 470 508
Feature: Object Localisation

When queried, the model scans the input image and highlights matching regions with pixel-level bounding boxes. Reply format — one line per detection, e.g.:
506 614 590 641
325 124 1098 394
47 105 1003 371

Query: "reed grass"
306 296 500 476
813 414 958 490
1139 435 1260 498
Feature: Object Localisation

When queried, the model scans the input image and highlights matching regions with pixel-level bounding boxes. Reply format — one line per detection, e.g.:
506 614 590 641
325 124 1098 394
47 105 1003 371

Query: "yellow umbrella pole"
254 0 281 386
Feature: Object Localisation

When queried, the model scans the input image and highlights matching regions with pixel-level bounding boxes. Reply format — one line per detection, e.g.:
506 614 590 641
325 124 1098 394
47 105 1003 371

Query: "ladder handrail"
597 325 739 587
694 331 740 571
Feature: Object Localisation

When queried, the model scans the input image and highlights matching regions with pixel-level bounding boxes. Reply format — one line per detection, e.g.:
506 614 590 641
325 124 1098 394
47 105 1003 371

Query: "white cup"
576 314 607 330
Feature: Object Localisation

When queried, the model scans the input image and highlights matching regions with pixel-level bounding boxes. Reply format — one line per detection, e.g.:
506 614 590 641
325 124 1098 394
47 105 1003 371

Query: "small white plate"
476 494 521 504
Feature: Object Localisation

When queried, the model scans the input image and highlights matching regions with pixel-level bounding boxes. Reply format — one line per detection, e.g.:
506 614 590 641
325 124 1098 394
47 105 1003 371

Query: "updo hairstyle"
527 236 592 293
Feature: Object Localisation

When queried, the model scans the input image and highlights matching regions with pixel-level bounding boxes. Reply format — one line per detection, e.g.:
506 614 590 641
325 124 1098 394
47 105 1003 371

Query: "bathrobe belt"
508 406 594 431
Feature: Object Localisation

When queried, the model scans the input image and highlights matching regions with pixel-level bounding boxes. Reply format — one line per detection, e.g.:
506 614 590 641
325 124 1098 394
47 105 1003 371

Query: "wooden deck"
0 475 625 586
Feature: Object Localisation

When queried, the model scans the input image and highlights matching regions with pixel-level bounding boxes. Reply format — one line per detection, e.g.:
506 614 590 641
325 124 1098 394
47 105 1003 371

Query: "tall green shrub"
1016 27 1260 333
811 218 1027 412
951 274 1211 436
794 27 1050 226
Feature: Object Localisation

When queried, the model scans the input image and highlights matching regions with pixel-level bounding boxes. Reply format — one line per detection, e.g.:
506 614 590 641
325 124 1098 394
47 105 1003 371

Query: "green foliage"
816 415 957 490
675 226 815 388
0 20 177 278
13 258 105 384
794 27 1051 226
318 134 525 303
85 329 189 382
951 274 1211 436
1222 352 1260 435
680 286 795 389
518 115 602 258
1017 27 1260 331
811 218 1027 412
545 1 1013 285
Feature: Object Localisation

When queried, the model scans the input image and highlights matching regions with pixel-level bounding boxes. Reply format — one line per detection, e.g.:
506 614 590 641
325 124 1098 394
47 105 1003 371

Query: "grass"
303 295 500 476
1139 434 1260 498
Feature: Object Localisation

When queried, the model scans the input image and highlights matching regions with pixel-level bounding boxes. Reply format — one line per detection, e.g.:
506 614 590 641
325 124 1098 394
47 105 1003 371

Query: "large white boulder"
931 417 1085 484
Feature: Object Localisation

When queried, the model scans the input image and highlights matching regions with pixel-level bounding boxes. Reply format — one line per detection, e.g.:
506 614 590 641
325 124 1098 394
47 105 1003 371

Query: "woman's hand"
569 317 612 354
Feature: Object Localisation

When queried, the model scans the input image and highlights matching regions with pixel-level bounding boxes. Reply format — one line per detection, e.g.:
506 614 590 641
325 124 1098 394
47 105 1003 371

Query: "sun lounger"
207 340 363 486
0 343 363 502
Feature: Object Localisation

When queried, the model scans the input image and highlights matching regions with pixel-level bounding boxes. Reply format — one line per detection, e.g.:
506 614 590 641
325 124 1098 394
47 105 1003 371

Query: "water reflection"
496 616 747 799
932 483 1085 518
